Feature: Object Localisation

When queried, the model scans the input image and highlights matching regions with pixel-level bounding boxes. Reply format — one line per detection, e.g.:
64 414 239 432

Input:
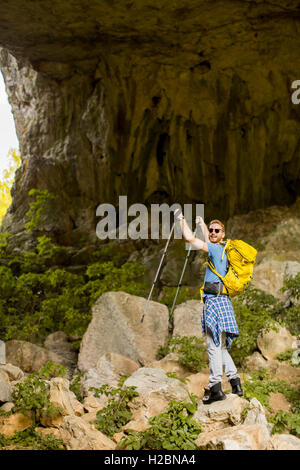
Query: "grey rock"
78 291 169 371
0 373 12 403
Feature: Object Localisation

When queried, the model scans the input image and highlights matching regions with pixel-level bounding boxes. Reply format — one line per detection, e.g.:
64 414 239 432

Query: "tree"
0 148 21 224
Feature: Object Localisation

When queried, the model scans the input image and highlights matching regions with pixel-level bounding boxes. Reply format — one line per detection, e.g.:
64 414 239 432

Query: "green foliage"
70 371 85 402
120 394 201 450
0 203 148 343
12 362 66 425
231 287 282 365
38 361 67 379
269 410 300 437
157 335 207 373
242 369 300 436
84 260 147 304
90 378 139 438
0 232 11 257
281 272 300 300
242 368 300 415
158 286 201 311
276 349 299 366
0 427 65 450
92 241 128 267
277 273 300 336
0 149 21 224
25 189 57 233
242 368 285 411
277 305 300 337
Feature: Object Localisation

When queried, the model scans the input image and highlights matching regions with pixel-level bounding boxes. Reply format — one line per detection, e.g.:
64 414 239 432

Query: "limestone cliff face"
0 1 300 246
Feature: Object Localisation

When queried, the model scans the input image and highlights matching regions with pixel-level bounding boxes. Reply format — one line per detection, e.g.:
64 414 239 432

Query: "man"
174 210 242 404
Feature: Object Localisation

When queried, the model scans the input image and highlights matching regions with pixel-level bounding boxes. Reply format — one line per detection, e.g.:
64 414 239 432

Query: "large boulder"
0 413 33 436
5 340 72 374
58 415 116 450
149 352 192 379
267 434 300 450
252 257 300 299
44 331 77 370
0 373 12 403
243 398 271 430
81 352 140 396
78 291 169 371
172 300 204 338
124 368 191 421
0 363 24 381
194 423 271 450
257 322 297 360
193 394 249 432
40 377 84 427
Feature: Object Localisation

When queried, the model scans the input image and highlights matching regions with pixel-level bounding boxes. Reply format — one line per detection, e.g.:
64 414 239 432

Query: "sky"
0 70 19 174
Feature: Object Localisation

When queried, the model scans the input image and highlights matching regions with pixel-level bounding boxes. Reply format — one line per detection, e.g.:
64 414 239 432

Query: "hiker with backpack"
174 209 257 404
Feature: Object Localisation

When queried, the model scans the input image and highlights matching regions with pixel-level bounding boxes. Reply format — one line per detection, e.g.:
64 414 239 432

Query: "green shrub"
276 349 299 366
25 189 57 233
12 362 67 426
158 286 201 311
119 394 201 450
90 377 139 438
157 335 207 373
269 410 300 437
0 217 147 344
281 272 300 300
230 287 282 365
0 427 65 450
242 368 300 422
278 273 300 336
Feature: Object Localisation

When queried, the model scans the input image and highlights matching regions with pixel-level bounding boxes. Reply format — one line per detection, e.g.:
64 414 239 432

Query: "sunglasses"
209 228 222 233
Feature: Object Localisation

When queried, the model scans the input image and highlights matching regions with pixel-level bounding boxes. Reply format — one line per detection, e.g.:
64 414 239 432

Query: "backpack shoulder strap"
206 258 224 282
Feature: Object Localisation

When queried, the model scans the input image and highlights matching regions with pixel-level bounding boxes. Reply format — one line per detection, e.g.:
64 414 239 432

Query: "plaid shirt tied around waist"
201 295 239 348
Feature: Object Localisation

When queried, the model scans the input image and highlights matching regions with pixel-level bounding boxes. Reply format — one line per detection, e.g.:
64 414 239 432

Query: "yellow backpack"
200 239 257 301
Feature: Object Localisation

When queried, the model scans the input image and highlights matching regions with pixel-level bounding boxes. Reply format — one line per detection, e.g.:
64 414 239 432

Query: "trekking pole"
140 217 177 323
169 222 200 322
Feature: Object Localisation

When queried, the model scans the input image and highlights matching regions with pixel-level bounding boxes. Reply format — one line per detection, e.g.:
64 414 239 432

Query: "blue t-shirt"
203 242 228 299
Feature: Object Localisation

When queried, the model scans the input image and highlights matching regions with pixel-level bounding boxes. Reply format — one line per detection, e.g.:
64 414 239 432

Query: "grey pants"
206 328 240 388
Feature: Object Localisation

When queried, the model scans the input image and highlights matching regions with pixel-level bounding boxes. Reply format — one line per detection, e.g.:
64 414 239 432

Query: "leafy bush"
269 410 300 437
12 362 67 426
158 286 201 311
157 335 207 373
24 189 57 233
0 427 65 450
119 394 201 450
90 377 139 438
0 189 148 344
276 349 299 367
281 272 300 301
230 287 282 365
242 368 300 421
242 368 300 436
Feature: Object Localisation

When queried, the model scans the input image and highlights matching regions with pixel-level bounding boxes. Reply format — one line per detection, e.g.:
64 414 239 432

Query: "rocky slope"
0 291 299 450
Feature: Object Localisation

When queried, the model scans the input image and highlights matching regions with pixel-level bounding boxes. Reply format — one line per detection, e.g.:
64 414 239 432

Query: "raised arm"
175 210 208 252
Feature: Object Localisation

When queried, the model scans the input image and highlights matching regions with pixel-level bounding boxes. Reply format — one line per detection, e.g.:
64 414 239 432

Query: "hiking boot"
202 382 226 405
230 377 243 396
